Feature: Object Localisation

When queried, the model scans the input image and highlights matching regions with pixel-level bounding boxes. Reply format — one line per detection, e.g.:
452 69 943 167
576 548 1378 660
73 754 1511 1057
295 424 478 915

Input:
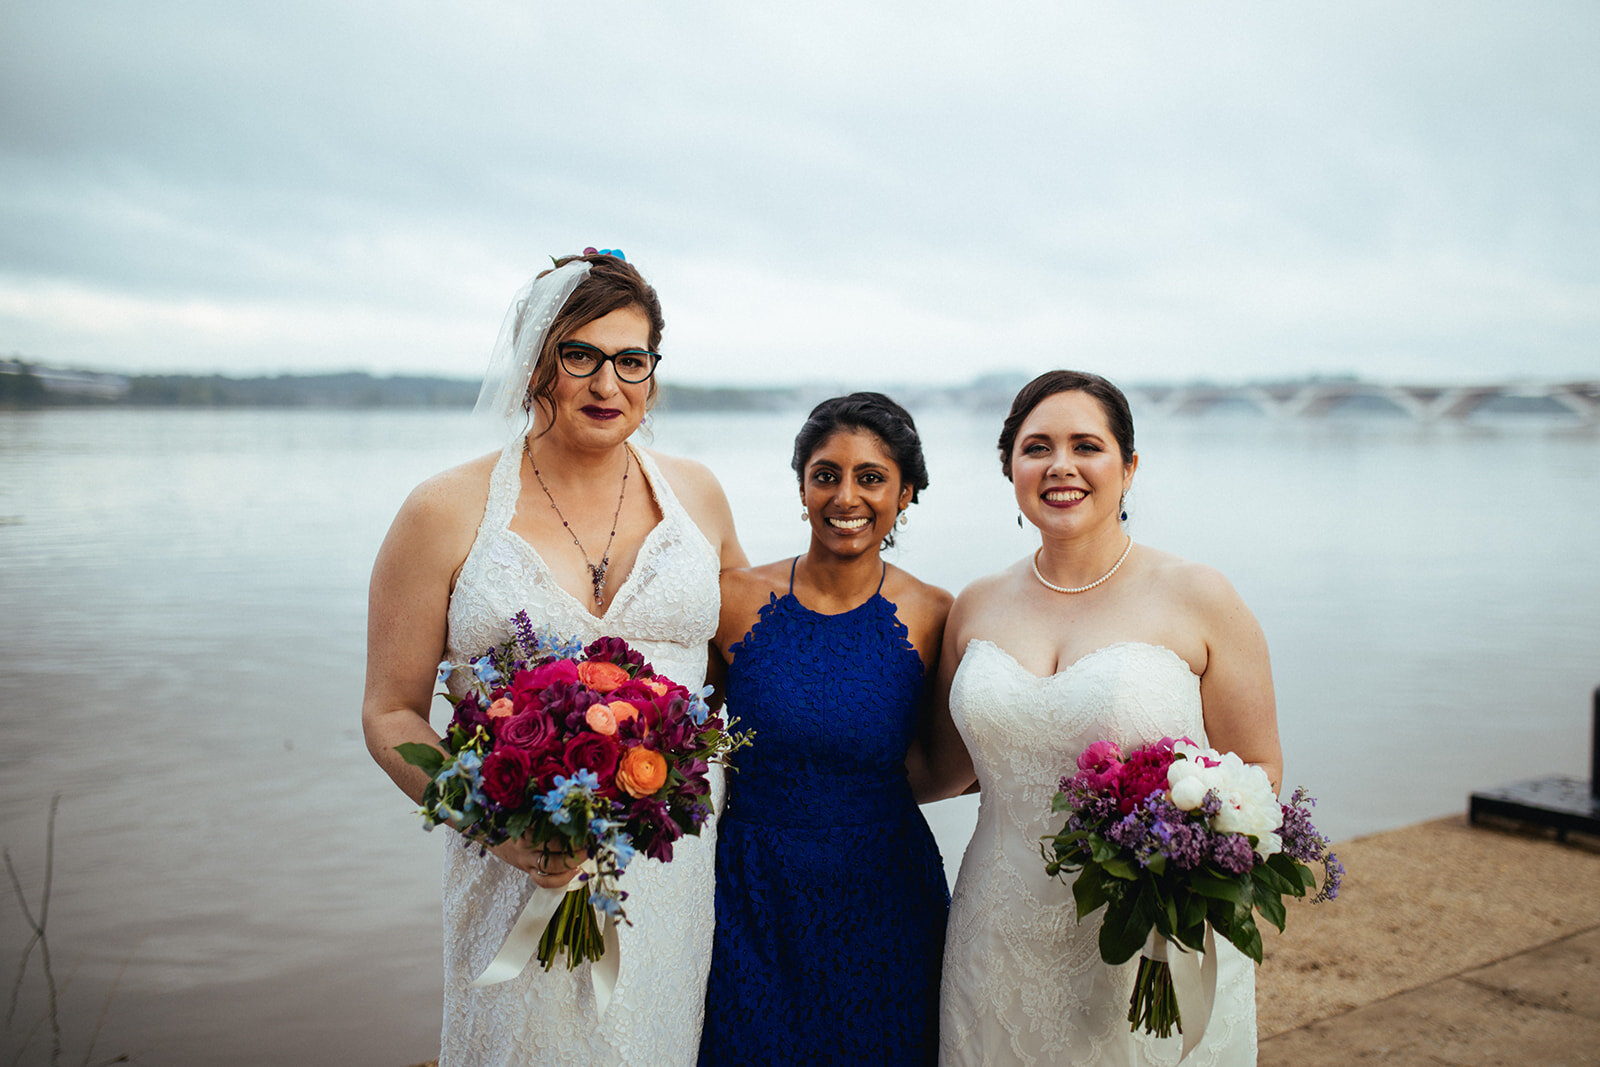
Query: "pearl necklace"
1031 537 1133 594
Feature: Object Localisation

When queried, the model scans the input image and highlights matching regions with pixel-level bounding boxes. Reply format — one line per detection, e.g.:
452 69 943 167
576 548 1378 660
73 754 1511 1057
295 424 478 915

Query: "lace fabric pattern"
439 440 722 1067
939 640 1257 1067
698 591 950 1065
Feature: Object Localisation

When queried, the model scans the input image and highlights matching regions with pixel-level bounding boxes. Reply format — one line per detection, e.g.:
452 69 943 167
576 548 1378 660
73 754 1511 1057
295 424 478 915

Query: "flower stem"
537 886 604 971
1128 955 1182 1039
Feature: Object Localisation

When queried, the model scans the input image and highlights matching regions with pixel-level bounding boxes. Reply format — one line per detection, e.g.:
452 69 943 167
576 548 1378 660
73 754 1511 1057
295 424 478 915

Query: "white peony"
1169 775 1210 811
1168 741 1282 853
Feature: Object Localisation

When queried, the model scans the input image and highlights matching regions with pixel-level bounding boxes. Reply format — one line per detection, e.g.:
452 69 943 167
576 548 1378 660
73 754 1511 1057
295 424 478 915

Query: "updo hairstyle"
791 392 929 550
521 252 665 427
997 370 1136 480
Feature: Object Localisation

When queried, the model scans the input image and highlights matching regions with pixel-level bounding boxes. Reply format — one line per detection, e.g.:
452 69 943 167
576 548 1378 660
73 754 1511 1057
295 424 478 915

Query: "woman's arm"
910 586 981 802
361 462 585 887
1188 565 1284 791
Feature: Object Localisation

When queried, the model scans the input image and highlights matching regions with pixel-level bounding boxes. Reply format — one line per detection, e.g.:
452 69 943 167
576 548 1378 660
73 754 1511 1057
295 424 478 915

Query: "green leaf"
396 742 447 775
1190 869 1250 906
1100 855 1139 881
1155 887 1180 940
1072 864 1113 919
1252 860 1299 897
1266 852 1315 896
1098 884 1156 965
1050 792 1074 813
1088 835 1121 864
1224 906 1264 963
1253 878 1288 933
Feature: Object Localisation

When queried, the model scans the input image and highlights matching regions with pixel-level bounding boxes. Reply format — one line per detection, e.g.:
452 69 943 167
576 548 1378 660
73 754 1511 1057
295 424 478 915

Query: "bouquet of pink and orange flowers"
399 611 749 974
1044 737 1341 1040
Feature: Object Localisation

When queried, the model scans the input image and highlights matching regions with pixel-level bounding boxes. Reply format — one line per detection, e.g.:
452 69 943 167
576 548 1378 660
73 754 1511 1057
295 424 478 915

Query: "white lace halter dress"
940 640 1256 1067
439 440 723 1066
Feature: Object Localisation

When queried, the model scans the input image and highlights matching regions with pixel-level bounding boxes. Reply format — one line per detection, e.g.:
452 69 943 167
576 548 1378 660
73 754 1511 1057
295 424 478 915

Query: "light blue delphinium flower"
570 769 602 793
611 833 637 869
591 893 623 918
436 660 455 686
549 634 585 659
470 655 501 687
687 685 713 726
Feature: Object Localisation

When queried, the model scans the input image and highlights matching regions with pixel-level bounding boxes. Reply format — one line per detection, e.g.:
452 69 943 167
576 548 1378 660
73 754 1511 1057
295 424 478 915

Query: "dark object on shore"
1469 685 1600 841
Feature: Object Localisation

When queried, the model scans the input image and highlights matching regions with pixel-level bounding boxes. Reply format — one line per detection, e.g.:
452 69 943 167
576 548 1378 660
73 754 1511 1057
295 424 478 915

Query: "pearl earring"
896 510 908 528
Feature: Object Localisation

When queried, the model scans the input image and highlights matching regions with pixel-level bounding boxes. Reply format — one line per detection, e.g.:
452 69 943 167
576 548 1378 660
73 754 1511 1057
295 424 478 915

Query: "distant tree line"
0 360 803 412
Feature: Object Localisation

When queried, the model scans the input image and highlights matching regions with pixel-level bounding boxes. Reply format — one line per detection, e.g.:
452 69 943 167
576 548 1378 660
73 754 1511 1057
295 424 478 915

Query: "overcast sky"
2 1 1596 386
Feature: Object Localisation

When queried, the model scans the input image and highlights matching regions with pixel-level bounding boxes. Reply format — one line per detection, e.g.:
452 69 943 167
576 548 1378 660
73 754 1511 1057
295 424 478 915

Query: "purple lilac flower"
1153 818 1209 870
1211 833 1256 875
1279 787 1333 863
1315 850 1344 902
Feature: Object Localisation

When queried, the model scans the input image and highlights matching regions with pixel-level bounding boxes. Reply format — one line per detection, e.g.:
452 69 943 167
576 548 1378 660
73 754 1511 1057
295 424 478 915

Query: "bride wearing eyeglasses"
362 251 746 1065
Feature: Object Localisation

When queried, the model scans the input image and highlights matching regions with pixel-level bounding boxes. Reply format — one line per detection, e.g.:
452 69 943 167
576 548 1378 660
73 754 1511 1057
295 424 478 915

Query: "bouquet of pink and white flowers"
398 612 749 974
1044 737 1341 1040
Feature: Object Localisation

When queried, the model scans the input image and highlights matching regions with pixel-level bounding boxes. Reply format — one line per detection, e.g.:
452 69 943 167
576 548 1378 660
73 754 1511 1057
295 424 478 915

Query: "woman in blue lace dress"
699 393 952 1065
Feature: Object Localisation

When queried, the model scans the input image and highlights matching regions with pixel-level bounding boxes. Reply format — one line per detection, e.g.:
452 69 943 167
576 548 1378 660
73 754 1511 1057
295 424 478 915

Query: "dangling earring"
896 510 908 528
1016 512 1024 529
801 509 810 522
1120 493 1129 523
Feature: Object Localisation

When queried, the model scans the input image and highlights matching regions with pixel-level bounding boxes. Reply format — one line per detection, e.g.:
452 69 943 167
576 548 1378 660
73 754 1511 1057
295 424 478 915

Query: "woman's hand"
489 836 590 890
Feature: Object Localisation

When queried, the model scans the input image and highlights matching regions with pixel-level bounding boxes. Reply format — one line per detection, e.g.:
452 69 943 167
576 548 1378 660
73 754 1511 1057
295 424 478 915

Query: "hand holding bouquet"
398 611 750 976
1043 738 1341 1041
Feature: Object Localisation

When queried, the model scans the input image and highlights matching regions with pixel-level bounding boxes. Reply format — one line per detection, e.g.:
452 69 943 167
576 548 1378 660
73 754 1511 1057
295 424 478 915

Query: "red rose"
496 707 559 754
564 733 622 788
481 747 534 809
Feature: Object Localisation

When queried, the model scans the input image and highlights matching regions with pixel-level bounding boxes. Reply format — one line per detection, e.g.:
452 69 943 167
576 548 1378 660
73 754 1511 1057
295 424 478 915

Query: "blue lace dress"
699 560 950 1066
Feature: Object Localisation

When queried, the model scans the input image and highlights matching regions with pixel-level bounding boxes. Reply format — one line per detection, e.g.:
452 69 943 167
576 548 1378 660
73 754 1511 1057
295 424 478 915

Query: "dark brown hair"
997 370 1135 480
523 252 665 428
792 392 929 549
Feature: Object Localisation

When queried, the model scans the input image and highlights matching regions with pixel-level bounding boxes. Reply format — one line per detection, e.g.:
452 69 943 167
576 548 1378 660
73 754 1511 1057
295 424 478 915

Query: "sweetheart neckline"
964 637 1200 682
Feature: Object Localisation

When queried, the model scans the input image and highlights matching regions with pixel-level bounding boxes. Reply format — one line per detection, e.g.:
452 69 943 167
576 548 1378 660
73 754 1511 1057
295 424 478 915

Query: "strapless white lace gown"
439 440 723 1067
940 640 1256 1066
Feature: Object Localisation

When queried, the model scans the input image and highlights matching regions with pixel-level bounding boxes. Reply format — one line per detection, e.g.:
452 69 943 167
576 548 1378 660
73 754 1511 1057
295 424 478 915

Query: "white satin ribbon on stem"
469 858 621 1016
1146 927 1218 1061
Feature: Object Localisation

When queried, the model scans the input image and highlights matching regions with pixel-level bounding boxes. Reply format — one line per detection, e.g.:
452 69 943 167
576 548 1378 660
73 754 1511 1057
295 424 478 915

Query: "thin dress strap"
788 555 800 594
875 560 887 594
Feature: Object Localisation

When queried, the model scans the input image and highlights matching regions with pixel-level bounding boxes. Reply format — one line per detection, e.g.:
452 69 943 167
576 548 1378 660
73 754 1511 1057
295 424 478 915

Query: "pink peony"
1075 740 1124 792
1116 738 1178 814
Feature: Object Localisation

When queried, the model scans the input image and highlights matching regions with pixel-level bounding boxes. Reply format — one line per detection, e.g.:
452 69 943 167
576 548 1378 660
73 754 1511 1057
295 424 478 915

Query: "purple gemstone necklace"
526 442 630 607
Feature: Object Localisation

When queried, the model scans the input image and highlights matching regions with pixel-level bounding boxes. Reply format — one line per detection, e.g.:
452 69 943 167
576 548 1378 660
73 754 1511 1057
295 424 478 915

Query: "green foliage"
395 742 446 775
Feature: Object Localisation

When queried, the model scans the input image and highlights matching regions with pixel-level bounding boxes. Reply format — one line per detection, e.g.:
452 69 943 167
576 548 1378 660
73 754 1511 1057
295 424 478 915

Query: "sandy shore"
1258 814 1600 1064
408 814 1600 1066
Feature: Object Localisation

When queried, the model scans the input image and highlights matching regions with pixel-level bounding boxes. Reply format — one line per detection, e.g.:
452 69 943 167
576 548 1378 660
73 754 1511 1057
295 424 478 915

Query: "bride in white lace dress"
922 371 1282 1066
362 253 746 1066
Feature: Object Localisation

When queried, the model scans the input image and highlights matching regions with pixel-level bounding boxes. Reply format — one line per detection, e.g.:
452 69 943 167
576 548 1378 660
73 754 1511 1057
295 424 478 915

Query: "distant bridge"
1121 380 1600 421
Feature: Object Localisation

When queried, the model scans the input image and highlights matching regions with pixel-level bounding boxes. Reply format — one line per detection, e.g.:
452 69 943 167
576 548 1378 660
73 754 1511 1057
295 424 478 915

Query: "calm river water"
1 406 1596 1064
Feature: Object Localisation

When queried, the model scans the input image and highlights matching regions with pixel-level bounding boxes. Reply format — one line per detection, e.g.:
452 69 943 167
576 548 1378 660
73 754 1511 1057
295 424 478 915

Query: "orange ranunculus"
486 697 515 719
584 703 618 736
616 746 668 798
578 660 630 694
641 679 670 697
607 699 640 724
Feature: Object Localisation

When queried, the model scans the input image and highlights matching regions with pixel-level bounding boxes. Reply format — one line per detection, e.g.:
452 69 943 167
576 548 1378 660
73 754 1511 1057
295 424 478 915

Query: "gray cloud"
2 1 1596 384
